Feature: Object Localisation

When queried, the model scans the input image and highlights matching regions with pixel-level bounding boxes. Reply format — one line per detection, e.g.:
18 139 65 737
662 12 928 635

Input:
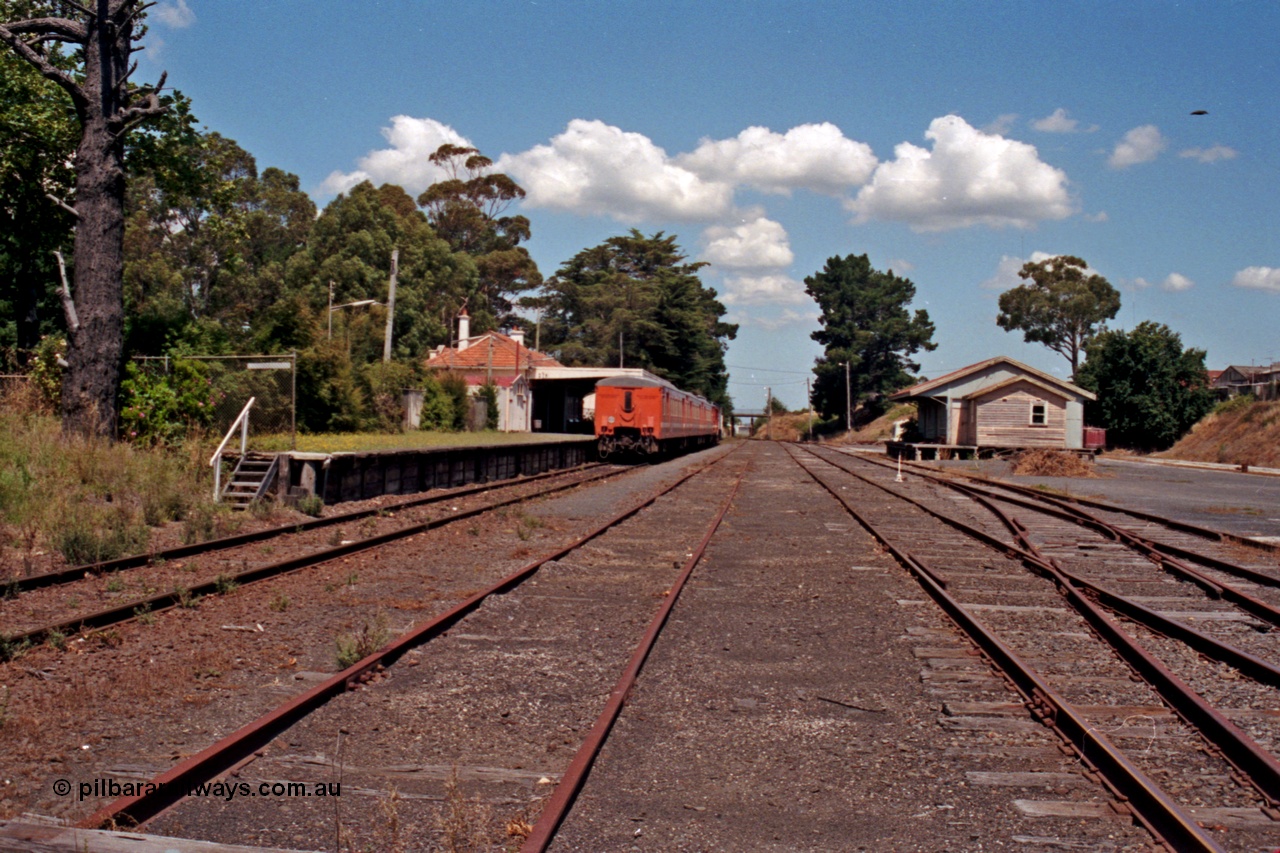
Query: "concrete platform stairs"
220 452 280 509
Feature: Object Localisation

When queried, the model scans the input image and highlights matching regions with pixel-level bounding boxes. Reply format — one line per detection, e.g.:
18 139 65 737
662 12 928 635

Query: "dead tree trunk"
0 0 167 437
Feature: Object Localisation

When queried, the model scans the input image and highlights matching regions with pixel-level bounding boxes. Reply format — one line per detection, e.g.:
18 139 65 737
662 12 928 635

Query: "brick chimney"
457 309 470 351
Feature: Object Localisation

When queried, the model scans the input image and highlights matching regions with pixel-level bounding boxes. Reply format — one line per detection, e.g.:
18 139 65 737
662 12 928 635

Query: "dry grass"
1158 399 1280 468
435 767 496 853
1012 449 1100 478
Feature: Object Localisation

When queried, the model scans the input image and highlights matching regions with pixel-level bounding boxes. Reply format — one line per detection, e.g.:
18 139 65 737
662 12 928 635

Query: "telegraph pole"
844 360 852 434
765 386 772 440
383 249 398 362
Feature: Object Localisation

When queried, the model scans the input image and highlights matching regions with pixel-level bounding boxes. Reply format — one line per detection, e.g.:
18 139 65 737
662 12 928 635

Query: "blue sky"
139 1 1279 409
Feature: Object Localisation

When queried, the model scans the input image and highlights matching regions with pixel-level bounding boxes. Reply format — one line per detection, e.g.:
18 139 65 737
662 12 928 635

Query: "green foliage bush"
28 335 65 411
477 383 499 430
119 359 220 446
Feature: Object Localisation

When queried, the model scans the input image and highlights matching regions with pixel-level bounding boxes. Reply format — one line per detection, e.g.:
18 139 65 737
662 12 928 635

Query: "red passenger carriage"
594 375 721 458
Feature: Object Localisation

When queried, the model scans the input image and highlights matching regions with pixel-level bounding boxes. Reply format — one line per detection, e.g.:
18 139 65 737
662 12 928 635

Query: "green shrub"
120 359 221 446
1213 394 1255 416
335 612 391 669
296 494 324 517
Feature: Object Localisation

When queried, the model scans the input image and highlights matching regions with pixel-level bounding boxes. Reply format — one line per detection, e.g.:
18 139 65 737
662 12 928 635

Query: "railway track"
0 464 621 656
2 444 743 847
793 444 1280 851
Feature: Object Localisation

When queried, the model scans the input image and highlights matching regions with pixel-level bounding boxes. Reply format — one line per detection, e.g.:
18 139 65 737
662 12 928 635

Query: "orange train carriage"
594 375 721 458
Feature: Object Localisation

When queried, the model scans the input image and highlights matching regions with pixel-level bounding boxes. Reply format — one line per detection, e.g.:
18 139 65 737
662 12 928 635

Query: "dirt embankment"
1158 399 1280 468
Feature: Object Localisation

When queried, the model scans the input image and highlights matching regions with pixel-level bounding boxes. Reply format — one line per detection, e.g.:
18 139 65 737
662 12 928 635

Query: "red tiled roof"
425 332 564 372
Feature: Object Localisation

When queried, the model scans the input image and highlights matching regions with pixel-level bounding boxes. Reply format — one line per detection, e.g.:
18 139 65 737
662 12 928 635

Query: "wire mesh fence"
132 354 296 449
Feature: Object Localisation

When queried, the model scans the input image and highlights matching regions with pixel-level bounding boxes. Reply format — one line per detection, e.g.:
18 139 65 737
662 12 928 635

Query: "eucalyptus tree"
0 0 170 436
417 144 541 330
996 254 1120 377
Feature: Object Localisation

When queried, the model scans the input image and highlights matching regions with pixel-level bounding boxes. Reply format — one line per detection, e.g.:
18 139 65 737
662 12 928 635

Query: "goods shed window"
1030 401 1047 426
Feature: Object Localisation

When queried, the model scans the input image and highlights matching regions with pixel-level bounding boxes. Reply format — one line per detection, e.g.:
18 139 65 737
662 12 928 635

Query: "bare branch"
0 21 86 104
53 251 80 334
45 191 79 219
3 17 88 43
59 0 98 18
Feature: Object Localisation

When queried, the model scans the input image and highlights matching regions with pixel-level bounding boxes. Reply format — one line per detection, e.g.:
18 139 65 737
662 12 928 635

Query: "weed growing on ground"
297 494 324 517
269 593 290 612
134 603 155 625
175 585 201 609
46 629 66 650
334 612 391 669
434 767 495 853
328 528 344 547
105 576 125 593
214 573 239 595
0 636 30 662
515 513 544 541
90 628 122 648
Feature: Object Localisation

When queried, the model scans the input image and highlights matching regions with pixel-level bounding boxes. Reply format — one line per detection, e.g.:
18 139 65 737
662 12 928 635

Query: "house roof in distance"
425 331 564 372
889 355 1095 402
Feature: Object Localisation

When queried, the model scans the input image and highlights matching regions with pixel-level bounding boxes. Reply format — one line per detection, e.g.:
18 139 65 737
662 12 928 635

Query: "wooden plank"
0 821 317 852
966 771 1088 787
1012 800 1124 819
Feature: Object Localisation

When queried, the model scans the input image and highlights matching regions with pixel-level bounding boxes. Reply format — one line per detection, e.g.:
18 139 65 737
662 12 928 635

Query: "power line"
726 363 812 375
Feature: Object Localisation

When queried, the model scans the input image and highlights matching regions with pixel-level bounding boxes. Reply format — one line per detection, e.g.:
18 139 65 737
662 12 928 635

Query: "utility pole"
619 330 624 368
806 377 813 442
845 361 852 435
383 249 398 362
765 386 772 440
327 281 334 340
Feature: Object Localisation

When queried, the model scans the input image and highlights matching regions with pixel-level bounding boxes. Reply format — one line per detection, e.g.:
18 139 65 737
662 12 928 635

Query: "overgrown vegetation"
1159 398 1280 468
0 387 217 577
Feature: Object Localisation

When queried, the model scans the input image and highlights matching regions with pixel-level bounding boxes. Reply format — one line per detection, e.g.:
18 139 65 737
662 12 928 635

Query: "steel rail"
3 466 621 657
906 460 1280 591
834 450 1280 637
786 445 1223 853
5 463 607 595
935 477 1280 627
800 445 1280 808
881 452 1280 555
519 452 748 852
79 446 738 830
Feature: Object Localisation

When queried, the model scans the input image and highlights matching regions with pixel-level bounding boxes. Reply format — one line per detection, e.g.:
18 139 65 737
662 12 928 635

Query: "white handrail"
209 397 255 501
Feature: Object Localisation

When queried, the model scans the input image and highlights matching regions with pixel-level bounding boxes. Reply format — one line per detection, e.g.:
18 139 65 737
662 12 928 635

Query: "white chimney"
457 310 470 351
510 327 524 346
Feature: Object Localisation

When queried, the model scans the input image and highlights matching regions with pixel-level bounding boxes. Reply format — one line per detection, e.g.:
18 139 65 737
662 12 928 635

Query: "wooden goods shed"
888 356 1096 456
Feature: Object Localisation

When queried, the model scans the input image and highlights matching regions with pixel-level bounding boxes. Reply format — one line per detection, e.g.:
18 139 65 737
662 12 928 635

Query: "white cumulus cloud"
1033 108 1078 133
154 0 195 28
675 123 876 196
701 216 794 270
1232 266 1280 293
1161 272 1194 292
321 116 472 196
846 115 1074 232
497 119 733 222
719 274 810 306
1180 145 1238 163
1109 125 1166 168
